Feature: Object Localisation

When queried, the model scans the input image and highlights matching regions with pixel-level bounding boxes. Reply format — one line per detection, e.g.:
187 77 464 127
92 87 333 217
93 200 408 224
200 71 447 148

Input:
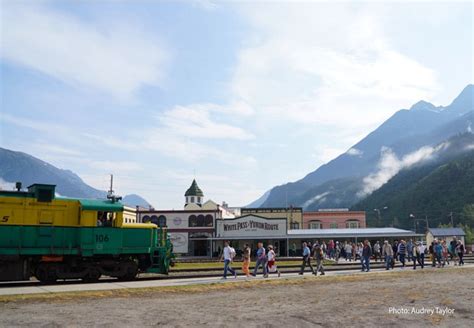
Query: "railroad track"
1 258 472 289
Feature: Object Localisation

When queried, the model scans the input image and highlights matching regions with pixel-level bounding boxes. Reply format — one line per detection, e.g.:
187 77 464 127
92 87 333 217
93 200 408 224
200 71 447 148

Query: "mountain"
0 148 151 207
257 84 474 209
351 133 474 230
245 189 271 208
122 194 151 208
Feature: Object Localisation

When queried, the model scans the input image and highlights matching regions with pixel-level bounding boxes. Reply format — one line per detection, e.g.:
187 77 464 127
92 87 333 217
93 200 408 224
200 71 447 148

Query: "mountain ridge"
257 84 474 209
0 147 151 208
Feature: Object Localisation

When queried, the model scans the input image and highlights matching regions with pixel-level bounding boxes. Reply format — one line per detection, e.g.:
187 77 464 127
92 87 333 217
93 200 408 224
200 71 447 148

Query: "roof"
79 199 124 211
428 228 466 236
184 179 204 197
287 228 422 239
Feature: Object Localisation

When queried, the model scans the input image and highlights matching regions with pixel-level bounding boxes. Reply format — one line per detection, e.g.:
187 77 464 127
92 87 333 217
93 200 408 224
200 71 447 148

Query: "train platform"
1 263 472 297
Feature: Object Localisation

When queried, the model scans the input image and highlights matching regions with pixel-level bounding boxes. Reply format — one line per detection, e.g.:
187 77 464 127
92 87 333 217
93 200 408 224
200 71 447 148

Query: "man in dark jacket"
362 240 372 272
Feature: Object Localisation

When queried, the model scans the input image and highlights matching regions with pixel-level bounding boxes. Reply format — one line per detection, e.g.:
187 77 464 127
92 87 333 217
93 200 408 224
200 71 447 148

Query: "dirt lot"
1 267 473 327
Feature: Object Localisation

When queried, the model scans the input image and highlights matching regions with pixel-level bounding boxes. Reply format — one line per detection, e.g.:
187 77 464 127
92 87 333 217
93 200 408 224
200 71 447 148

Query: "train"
0 183 173 283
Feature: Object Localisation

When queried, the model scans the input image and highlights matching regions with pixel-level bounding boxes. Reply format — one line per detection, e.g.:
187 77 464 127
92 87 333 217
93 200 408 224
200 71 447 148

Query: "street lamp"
374 207 388 227
410 214 429 233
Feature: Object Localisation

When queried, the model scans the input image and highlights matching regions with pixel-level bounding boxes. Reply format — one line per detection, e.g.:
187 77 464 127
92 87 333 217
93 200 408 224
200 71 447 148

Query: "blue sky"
0 0 472 208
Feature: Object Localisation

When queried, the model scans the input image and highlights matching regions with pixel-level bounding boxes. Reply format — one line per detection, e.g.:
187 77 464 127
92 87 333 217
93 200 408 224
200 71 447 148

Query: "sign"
169 232 188 253
216 215 287 238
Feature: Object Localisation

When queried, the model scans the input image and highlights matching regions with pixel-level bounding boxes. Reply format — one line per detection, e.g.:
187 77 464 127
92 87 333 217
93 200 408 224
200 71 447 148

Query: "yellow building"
241 207 303 229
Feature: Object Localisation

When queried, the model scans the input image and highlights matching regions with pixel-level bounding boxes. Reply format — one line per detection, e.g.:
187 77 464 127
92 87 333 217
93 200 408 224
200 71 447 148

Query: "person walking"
429 241 436 267
383 240 394 270
252 242 267 277
221 241 237 279
357 242 363 262
398 240 407 268
345 242 352 261
329 240 335 259
434 240 443 268
442 240 449 266
335 241 341 263
313 242 325 276
392 240 399 262
373 241 381 262
449 237 457 263
413 242 424 270
299 242 315 275
456 240 465 266
266 245 280 277
321 241 327 259
352 242 357 262
242 243 251 278
418 242 426 268
362 240 372 272
406 239 414 263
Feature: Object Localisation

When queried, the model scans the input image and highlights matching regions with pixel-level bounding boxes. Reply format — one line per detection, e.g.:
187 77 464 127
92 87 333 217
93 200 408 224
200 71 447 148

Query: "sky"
0 0 473 209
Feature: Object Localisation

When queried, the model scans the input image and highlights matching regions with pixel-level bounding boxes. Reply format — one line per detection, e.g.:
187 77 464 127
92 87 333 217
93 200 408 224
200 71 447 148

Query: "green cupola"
184 179 204 207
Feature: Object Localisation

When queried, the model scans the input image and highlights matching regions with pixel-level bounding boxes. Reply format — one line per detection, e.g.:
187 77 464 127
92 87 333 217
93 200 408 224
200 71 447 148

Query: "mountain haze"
0 148 151 207
256 84 474 210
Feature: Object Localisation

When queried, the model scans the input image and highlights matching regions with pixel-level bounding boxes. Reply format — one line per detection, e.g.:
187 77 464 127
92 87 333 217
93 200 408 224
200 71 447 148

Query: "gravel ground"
1 267 472 328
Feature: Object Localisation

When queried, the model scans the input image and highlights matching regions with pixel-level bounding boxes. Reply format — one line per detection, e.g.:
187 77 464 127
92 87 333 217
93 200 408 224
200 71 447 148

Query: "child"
266 245 281 278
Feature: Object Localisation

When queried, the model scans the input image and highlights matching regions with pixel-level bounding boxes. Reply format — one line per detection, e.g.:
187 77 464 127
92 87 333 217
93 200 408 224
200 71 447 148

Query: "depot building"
212 214 422 257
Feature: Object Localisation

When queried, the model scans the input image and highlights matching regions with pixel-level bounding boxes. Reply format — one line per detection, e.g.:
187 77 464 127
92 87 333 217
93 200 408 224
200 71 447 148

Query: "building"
212 214 421 257
426 228 466 246
241 207 303 229
214 214 288 256
303 209 366 229
138 179 235 256
123 206 137 223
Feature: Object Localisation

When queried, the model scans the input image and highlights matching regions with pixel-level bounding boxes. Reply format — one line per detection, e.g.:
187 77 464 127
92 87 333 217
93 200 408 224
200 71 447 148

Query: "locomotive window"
97 211 115 227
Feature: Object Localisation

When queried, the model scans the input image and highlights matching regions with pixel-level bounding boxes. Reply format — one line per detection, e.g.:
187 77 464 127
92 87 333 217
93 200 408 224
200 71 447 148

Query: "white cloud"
347 148 363 156
0 178 15 191
302 191 330 209
312 146 345 165
158 103 255 141
231 3 439 130
88 160 142 172
358 142 449 197
0 3 169 100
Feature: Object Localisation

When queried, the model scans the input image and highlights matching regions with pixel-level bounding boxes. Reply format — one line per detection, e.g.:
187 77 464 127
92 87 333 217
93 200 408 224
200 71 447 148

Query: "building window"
197 214 205 226
309 221 322 229
346 220 359 229
290 222 299 229
205 214 213 227
191 196 195 203
158 215 167 227
142 215 151 223
197 197 201 203
189 215 197 227
329 222 338 229
150 215 159 225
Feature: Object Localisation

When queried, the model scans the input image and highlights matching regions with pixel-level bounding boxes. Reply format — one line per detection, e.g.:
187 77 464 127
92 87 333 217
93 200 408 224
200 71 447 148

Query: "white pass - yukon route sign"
216 215 287 237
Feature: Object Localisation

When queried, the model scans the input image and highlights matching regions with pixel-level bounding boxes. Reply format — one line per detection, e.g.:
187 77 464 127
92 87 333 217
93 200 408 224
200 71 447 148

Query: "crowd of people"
220 237 467 279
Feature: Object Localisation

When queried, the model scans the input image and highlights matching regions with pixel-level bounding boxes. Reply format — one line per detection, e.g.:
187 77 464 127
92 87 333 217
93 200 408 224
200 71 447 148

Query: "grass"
2 266 472 304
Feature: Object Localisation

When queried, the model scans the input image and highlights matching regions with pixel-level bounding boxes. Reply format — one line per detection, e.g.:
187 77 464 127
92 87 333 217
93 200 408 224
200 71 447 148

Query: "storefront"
213 214 288 257
138 209 218 257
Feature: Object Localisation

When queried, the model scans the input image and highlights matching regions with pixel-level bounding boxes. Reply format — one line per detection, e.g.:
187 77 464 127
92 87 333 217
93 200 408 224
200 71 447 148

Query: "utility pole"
108 174 114 197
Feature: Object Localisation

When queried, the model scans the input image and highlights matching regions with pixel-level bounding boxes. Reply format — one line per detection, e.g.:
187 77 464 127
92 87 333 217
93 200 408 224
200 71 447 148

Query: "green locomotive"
0 183 173 283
